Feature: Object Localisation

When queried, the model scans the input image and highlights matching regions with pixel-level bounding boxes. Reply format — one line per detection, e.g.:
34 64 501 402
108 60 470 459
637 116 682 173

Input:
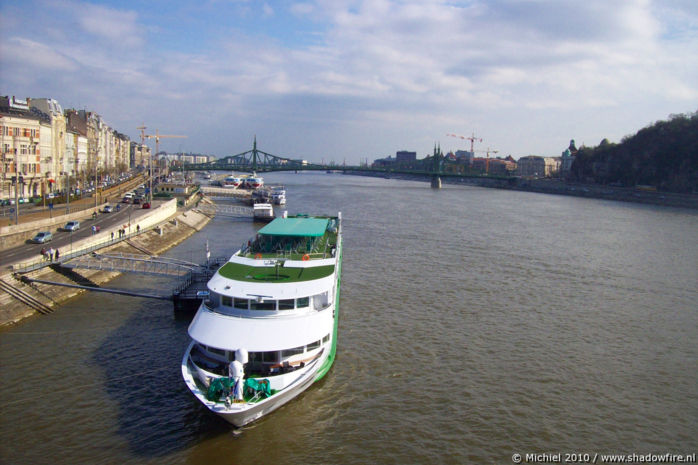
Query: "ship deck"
220 215 340 283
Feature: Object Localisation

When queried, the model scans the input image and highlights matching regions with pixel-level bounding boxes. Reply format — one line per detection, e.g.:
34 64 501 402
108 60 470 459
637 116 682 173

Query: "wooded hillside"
570 112 698 193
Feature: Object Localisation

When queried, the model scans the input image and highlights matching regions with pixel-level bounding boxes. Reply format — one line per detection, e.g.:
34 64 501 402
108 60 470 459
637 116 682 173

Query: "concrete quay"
347 170 698 209
0 198 214 327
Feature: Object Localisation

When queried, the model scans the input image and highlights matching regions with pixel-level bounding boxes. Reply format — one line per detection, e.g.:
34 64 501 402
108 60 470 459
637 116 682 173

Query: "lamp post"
65 170 70 214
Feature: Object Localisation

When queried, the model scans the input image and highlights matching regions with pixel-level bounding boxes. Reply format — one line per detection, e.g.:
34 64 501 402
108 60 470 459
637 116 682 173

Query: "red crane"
446 132 482 154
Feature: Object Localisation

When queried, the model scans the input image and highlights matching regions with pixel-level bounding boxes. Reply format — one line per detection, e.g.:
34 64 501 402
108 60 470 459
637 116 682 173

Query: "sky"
1 0 697 164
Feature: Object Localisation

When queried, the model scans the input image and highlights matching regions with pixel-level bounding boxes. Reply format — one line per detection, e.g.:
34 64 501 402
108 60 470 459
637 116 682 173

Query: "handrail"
12 222 159 273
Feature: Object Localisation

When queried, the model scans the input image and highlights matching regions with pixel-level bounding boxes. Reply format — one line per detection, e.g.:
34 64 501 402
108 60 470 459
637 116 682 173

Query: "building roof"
258 217 329 237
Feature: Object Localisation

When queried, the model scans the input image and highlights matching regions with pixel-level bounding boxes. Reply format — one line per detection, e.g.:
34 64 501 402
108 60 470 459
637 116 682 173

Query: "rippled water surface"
1 173 697 464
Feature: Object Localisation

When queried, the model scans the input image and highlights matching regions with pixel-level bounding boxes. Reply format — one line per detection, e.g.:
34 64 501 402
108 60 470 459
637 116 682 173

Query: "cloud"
0 37 77 71
75 3 143 48
1 0 696 160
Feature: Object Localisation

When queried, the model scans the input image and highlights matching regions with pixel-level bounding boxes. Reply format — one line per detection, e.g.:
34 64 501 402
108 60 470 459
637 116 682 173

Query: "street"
0 203 151 266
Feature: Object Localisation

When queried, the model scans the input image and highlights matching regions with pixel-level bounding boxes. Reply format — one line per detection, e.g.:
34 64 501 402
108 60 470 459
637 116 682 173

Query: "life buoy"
255 253 262 259
302 254 310 261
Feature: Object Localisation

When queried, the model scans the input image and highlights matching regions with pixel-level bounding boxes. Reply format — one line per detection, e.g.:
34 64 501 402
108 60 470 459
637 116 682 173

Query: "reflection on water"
1 172 697 464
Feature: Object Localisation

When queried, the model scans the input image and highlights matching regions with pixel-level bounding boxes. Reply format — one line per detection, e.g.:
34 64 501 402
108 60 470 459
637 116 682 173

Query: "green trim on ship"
313 243 342 382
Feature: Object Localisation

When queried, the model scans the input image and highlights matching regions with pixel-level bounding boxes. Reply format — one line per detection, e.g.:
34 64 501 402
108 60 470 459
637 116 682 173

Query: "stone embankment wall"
347 171 698 209
0 201 214 327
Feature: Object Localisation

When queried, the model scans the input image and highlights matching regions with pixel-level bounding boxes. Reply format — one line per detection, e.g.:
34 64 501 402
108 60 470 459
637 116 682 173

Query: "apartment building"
0 96 49 199
517 155 561 177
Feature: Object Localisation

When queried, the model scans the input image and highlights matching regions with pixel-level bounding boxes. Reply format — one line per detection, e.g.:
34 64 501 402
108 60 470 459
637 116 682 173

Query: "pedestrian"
48 247 54 261
55 249 60 261
137 224 140 233
111 231 114 240
40 247 46 261
91 225 96 235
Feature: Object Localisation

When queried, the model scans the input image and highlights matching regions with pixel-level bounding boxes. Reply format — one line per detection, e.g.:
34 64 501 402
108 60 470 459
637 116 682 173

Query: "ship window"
262 351 279 363
250 300 276 311
281 346 304 357
234 298 248 309
279 299 294 310
296 297 309 308
208 346 226 356
221 296 232 307
307 340 321 351
322 334 330 343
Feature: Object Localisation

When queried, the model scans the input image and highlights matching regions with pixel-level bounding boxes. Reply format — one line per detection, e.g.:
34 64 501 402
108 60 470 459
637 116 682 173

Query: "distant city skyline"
2 0 697 163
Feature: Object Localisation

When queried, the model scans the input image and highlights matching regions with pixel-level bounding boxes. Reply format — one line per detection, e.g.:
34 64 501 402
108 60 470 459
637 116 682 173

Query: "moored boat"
221 174 241 188
253 203 274 222
243 175 264 189
181 214 343 427
270 185 286 205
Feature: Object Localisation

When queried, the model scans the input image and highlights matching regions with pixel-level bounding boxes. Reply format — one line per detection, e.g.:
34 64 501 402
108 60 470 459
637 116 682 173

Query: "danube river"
1 172 696 464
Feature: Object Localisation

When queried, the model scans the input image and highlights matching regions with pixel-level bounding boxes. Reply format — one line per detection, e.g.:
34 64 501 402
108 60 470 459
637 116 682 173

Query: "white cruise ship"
181 214 342 427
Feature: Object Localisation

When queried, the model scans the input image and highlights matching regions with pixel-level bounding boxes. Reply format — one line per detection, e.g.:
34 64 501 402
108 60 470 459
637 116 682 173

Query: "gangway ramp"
61 252 201 278
197 203 254 219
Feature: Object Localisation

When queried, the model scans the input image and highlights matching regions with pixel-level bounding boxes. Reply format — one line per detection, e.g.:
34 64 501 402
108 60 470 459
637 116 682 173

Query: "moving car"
31 231 53 243
103 205 113 213
63 221 80 231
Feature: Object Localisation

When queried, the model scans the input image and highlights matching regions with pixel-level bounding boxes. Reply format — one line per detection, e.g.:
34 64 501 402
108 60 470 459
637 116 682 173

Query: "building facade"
395 151 416 163
1 95 136 201
516 155 561 177
0 97 48 199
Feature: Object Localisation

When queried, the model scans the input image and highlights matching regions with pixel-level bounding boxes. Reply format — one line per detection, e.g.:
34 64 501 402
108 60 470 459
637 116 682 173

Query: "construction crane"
446 132 482 155
483 148 498 174
137 125 187 202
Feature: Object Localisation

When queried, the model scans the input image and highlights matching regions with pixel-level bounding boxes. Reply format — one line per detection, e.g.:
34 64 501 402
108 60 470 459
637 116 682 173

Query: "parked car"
103 205 113 213
142 202 151 209
63 221 80 231
31 231 53 243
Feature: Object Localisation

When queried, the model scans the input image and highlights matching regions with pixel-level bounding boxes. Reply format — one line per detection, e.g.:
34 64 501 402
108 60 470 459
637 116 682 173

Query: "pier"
1 200 214 325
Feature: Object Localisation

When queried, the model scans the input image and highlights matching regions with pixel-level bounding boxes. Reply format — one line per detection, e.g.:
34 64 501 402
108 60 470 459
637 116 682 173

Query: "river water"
1 172 697 465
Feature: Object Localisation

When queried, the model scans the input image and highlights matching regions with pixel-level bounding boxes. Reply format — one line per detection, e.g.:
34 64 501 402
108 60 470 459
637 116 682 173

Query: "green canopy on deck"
258 217 329 237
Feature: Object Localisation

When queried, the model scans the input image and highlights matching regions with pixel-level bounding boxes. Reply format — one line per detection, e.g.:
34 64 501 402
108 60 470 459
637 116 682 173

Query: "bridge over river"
181 138 510 186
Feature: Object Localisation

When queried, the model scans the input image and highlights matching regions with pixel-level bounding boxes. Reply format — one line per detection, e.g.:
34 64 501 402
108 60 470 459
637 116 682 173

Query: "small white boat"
270 185 286 205
253 203 274 222
181 214 343 427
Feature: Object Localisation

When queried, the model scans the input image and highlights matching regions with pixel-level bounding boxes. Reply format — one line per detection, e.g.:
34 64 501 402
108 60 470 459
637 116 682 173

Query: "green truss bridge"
181 138 511 182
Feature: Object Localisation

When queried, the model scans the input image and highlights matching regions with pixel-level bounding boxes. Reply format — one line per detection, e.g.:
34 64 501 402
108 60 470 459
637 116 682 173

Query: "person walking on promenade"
55 249 60 261
111 231 114 240
40 247 47 261
48 247 54 261
137 224 140 233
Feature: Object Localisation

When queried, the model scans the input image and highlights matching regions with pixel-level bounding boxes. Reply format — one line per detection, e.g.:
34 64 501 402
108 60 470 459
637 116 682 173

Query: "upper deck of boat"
214 215 340 284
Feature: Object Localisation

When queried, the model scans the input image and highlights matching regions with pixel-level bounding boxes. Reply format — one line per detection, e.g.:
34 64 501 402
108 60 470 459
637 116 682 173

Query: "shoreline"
0 204 213 328
346 171 698 210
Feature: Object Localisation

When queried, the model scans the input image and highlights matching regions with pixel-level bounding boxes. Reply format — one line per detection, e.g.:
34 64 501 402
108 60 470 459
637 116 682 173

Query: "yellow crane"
136 125 187 202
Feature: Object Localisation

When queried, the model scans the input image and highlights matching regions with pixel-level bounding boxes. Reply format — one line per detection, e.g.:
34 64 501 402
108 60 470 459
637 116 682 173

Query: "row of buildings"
0 96 212 202
372 141 578 178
